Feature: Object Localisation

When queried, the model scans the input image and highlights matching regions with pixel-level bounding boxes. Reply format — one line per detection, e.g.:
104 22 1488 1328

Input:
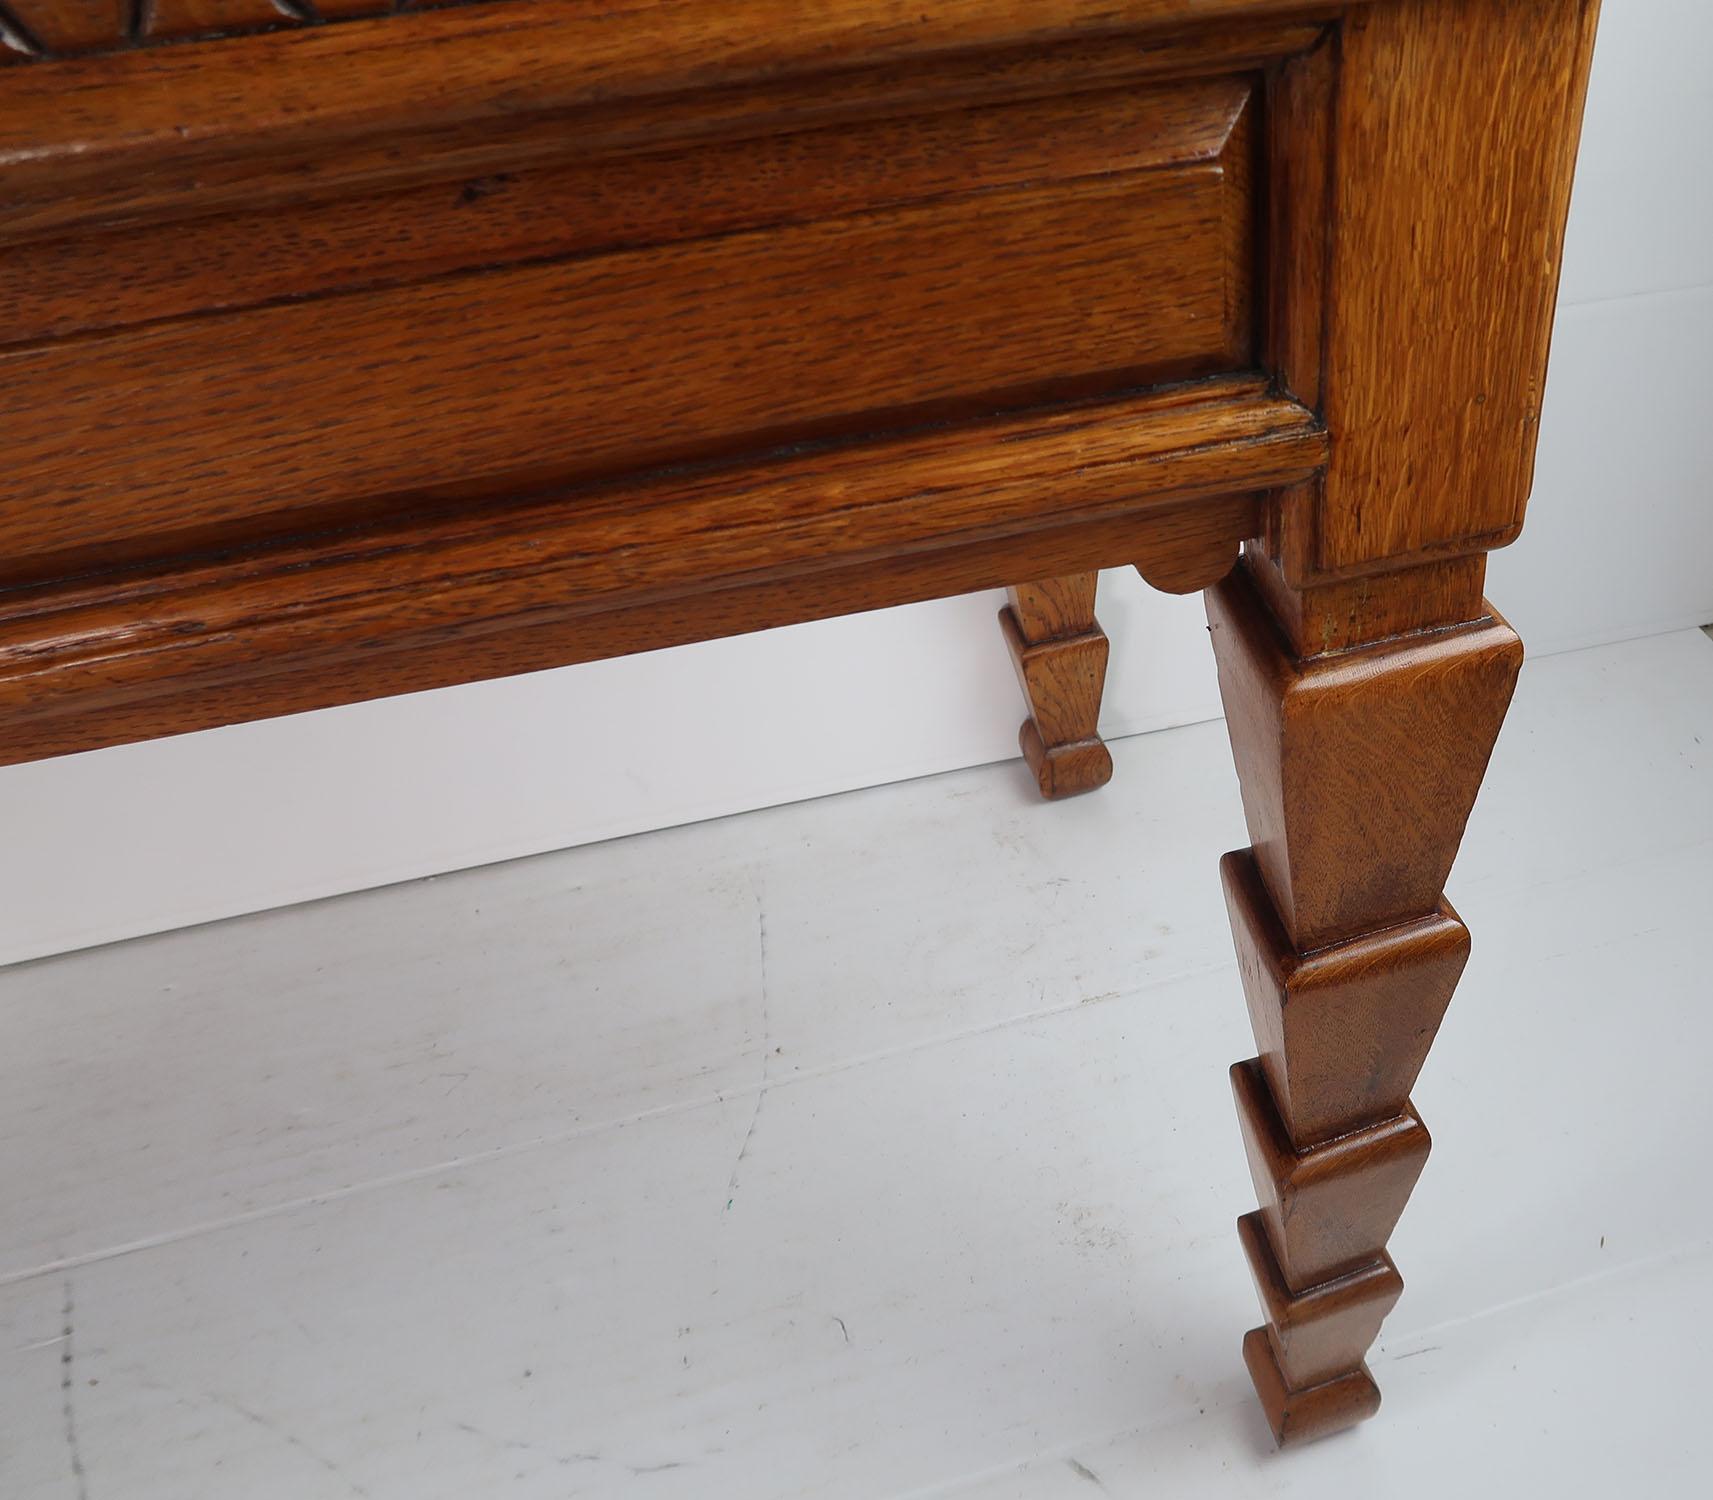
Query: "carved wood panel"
0 1 504 59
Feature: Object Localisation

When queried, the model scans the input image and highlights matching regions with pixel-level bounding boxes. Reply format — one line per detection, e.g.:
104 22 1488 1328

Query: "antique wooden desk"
0 0 1598 1449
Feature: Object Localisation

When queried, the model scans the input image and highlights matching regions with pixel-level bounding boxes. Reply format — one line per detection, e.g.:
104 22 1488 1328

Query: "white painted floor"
3 627 1710 1499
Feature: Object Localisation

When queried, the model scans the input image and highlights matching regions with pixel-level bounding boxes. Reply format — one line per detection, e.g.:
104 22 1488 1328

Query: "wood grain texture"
1310 0 1602 573
1207 564 1522 951
1245 538 1491 658
0 21 1326 241
1242 1327 1382 1447
1222 850 1467 1147
1001 611 1111 758
1222 20 1596 1413
1210 555 1526 1443
0 501 1260 769
0 105 1255 576
0 1 397 57
0 0 121 52
1001 575 1114 800
0 384 1320 765
0 0 1350 85
1233 1057 1431 1292
1005 574 1100 642
2 77 1249 344
1238 1211 1402 1390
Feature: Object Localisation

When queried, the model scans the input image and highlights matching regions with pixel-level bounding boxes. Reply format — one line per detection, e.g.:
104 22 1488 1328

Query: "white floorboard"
3 628 1709 1498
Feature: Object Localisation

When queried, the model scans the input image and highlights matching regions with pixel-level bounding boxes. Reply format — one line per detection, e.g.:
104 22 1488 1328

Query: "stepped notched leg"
1206 559 1522 1446
999 572 1113 801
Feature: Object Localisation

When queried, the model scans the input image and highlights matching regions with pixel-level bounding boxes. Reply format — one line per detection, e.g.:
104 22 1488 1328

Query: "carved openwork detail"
0 1 510 60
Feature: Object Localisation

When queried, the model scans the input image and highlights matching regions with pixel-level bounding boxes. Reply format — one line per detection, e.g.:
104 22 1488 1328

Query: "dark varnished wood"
0 0 1344 63
0 0 1601 1454
1001 574 1114 800
1242 1327 1382 1446
1245 542 1496 659
1314 0 1602 572
1238 1211 1402 1390
0 26 1326 244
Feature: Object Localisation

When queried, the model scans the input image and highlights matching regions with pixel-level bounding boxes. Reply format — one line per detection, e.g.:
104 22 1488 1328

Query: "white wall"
3 0 1709 967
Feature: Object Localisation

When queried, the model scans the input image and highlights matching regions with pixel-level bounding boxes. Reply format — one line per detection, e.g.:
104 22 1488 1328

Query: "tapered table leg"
999 572 1113 800
1206 556 1522 1445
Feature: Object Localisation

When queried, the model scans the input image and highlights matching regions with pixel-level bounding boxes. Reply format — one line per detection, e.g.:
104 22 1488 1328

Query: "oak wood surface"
1311 0 1603 574
1207 569 1523 951
0 86 1255 574
0 0 1351 82
0 1 386 56
1209 550 1535 1443
0 385 1318 765
1005 575 1101 644
1233 1057 1432 1292
1245 540 1493 658
0 0 117 52
1262 30 1336 416
1222 850 1468 1147
0 2 1339 202
3 77 1250 344
0 22 1325 242
1238 1211 1403 1390
151 0 311 40
0 501 1260 770
1001 575 1114 800
1241 1328 1382 1445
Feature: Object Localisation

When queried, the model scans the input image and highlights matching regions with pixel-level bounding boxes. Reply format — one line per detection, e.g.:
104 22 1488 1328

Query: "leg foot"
1000 573 1113 800
1242 1327 1381 1447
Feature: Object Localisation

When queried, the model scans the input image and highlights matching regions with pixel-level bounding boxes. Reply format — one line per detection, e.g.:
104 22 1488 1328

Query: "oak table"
0 0 1600 1449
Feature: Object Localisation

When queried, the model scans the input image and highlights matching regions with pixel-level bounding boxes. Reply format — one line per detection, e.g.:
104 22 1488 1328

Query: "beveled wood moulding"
2 81 1259 570
0 3 1338 225
3 77 1251 344
0 381 1319 765
0 0 1601 1453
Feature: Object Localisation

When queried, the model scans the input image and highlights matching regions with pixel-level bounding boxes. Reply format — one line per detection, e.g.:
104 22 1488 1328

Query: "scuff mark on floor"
1067 1455 1110 1491
724 879 773 1212
453 1420 599 1466
205 1390 372 1497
